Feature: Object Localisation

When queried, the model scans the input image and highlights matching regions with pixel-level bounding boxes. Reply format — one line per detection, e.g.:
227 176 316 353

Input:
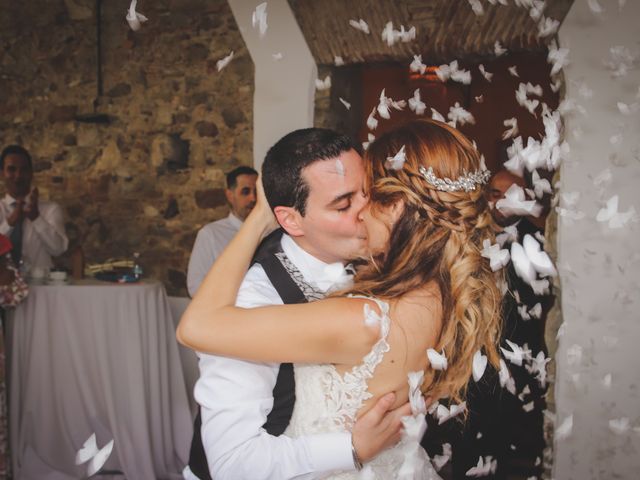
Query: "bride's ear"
274 206 304 237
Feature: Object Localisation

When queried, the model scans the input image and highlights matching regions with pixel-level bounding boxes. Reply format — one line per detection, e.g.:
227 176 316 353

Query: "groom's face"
291 149 368 264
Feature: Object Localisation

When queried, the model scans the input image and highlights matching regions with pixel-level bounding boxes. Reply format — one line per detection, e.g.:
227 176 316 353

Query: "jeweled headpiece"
419 165 491 192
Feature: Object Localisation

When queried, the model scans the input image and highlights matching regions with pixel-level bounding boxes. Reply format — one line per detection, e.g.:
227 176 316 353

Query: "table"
8 280 192 479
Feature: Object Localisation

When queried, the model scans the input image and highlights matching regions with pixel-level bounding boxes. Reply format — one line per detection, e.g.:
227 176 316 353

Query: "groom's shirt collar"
280 234 352 293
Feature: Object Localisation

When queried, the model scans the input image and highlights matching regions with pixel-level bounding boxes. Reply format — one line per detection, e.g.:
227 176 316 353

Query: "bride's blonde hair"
349 119 502 404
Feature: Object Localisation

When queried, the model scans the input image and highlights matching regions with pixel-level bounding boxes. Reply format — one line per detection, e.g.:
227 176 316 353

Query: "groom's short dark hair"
262 128 361 216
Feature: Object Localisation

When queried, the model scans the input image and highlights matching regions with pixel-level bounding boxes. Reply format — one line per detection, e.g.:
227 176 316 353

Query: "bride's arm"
176 182 380 365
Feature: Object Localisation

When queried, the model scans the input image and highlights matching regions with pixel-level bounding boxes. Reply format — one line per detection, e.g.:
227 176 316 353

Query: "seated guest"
187 166 257 296
0 145 68 273
0 233 29 479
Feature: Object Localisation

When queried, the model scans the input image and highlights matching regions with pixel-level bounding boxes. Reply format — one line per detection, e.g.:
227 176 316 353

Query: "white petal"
75 433 98 465
86 439 114 477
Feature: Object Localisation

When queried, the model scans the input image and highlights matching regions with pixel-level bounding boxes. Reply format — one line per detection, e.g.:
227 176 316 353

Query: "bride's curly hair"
349 119 503 404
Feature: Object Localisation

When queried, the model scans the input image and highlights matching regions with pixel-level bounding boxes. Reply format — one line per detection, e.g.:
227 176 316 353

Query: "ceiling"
288 0 574 65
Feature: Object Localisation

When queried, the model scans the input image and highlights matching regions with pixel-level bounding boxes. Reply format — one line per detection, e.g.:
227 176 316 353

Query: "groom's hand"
351 392 412 462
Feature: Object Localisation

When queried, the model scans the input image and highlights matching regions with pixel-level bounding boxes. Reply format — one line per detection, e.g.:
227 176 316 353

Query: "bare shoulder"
316 296 387 323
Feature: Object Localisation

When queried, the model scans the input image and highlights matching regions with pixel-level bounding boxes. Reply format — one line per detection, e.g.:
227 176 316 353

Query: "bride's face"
359 200 403 257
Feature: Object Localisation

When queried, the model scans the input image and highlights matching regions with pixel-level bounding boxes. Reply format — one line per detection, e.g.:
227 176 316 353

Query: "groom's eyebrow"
326 191 355 207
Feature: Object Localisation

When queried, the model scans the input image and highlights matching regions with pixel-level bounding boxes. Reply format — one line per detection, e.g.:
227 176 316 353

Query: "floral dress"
0 255 29 479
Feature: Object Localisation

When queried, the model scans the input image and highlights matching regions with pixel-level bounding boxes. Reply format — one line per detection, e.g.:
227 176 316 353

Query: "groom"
185 128 411 479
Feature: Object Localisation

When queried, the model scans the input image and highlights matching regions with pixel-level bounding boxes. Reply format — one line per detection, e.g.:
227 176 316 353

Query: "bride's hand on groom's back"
351 392 413 463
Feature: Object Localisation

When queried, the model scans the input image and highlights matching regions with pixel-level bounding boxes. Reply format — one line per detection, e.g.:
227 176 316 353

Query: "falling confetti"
252 2 268 37
408 89 426 115
126 0 148 31
596 195 638 229
76 434 114 478
448 102 475 126
468 0 484 15
427 348 448 370
502 117 519 140
362 133 375 150
609 417 631 435
587 0 604 14
501 339 532 366
377 89 406 119
481 239 510 272
496 184 542 218
385 145 407 170
381 21 416 46
538 16 560 38
436 402 466 424
437 60 471 84
410 54 427 75
348 18 370 34
216 51 234 72
466 456 497 477
548 41 570 76
315 76 331 91
407 371 427 414
366 107 378 130
472 350 488 382
555 414 573 440
432 443 452 471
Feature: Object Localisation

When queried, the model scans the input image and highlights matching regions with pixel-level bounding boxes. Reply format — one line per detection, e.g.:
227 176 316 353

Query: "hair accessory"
419 165 491 192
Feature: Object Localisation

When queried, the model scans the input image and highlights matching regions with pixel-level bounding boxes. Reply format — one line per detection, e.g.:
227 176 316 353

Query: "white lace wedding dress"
284 297 442 479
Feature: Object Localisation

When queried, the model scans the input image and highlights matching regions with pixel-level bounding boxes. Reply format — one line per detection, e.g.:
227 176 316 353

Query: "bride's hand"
248 176 279 239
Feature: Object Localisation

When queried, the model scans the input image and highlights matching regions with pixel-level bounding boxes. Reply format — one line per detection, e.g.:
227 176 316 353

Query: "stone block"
63 134 77 146
33 160 52 173
48 105 78 122
66 147 97 172
194 188 226 209
196 121 219 137
76 124 101 147
164 197 179 219
151 133 190 171
221 105 245 129
107 83 132 98
185 43 209 63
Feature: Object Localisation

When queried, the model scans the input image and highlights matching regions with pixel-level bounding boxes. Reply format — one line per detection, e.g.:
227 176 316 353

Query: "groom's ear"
274 206 305 237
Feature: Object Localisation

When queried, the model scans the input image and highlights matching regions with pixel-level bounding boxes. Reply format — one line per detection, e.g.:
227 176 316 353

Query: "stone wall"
0 0 254 295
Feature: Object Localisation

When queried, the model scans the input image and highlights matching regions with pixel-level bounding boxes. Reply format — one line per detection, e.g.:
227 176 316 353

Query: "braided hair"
349 119 503 404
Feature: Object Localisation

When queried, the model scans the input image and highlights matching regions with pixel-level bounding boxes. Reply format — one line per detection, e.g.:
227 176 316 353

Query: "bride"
178 119 503 478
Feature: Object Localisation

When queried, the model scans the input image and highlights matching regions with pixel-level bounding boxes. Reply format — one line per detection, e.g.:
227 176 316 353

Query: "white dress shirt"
187 213 243 297
186 234 355 480
0 193 68 271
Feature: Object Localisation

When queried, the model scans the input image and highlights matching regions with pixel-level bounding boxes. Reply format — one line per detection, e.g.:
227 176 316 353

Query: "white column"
227 0 317 170
555 1 640 478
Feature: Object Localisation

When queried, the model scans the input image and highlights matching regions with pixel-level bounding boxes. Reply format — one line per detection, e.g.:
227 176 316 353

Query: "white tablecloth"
8 280 192 479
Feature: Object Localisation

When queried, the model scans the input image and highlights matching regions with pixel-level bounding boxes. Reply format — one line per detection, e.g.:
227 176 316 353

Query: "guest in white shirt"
0 145 68 272
187 166 258 296
182 129 409 480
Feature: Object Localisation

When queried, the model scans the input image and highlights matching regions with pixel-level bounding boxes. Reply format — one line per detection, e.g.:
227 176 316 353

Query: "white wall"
555 1 640 478
227 0 317 170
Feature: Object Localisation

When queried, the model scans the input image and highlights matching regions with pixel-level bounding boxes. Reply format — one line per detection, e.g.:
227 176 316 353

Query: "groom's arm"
195 263 354 479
